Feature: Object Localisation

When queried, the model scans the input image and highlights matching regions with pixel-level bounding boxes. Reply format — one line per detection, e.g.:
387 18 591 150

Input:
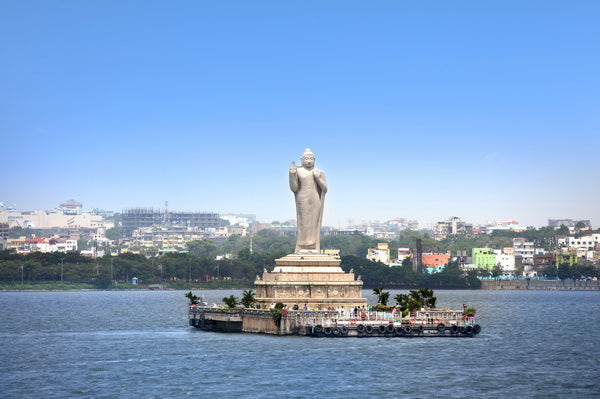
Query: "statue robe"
289 167 327 252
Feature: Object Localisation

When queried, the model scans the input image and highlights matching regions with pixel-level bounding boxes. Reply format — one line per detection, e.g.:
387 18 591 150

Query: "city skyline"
2 2 599 228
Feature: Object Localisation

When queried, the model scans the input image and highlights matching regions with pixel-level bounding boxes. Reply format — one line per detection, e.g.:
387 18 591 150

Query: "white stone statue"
289 148 327 253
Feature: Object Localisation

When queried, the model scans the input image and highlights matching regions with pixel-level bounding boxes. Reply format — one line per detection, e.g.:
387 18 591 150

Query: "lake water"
1 289 599 398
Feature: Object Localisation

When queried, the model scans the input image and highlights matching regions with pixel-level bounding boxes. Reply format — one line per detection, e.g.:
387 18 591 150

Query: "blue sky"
1 1 599 228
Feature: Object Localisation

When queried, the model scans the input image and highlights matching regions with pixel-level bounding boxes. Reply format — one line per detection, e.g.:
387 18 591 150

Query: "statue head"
301 148 315 169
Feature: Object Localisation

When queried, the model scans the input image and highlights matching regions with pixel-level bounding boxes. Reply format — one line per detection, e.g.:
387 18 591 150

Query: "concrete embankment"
481 279 600 290
188 307 340 335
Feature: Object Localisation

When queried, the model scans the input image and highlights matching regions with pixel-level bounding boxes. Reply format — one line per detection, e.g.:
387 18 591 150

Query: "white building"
558 234 600 250
496 253 516 275
433 216 472 240
60 200 82 215
0 207 113 229
484 220 526 232
513 237 534 265
397 248 412 263
367 243 390 265
8 237 78 254
221 214 252 229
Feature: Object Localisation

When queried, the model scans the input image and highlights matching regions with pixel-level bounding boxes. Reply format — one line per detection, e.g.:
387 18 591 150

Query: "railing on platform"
188 306 475 327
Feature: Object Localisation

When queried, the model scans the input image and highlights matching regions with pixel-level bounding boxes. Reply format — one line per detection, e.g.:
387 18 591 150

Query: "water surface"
1 290 599 398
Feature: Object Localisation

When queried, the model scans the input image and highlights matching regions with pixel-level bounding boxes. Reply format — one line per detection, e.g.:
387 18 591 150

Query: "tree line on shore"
1 227 597 288
0 251 479 289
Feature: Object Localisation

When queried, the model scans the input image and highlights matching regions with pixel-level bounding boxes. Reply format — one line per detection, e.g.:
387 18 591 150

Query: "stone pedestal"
254 252 367 310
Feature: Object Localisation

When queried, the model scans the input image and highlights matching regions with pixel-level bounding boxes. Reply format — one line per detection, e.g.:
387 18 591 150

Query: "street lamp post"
60 258 64 283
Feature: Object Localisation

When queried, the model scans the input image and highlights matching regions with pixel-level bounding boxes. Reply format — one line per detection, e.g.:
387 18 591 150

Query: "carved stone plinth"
254 252 367 310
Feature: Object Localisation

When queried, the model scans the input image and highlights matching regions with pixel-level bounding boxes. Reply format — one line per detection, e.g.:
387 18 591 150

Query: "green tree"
187 239 218 258
222 294 238 308
395 288 437 311
372 286 390 306
185 291 200 305
270 302 285 327
94 275 113 289
241 289 256 308
105 227 123 241
379 291 390 306
557 263 571 280
491 263 503 278
544 264 557 278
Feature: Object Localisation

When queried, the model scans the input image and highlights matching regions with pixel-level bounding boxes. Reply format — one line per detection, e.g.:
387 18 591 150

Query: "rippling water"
1 289 599 398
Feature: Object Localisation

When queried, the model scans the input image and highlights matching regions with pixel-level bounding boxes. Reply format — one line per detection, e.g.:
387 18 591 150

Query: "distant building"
122 208 221 237
221 214 256 229
534 254 555 272
386 218 419 230
495 253 516 275
451 250 470 268
59 200 82 215
227 225 247 237
91 208 115 218
0 222 8 250
433 217 472 240
483 220 526 233
502 247 514 256
6 236 78 254
472 248 496 270
0 205 112 230
424 264 446 274
0 222 8 240
557 234 600 250
548 219 592 229
128 226 210 250
251 223 271 234
331 228 366 236
556 252 578 267
366 228 396 240
421 253 450 268
513 238 534 265
397 248 412 263
367 243 390 265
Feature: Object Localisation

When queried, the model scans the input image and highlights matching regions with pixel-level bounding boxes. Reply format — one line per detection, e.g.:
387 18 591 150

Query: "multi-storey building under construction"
122 208 221 237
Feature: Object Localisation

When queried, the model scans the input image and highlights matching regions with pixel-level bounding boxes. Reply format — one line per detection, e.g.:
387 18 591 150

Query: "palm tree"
372 286 383 299
395 288 437 311
417 288 436 308
222 294 238 308
241 289 256 308
379 291 390 306
373 286 390 306
185 291 199 305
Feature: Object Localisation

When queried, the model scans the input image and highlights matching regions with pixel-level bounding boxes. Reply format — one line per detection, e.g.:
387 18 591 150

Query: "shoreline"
3 284 600 292
480 279 600 291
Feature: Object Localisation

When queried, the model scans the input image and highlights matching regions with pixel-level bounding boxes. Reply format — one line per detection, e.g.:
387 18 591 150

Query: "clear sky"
1 1 599 228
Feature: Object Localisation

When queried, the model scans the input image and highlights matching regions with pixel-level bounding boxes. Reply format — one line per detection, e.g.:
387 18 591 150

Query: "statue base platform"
254 253 367 310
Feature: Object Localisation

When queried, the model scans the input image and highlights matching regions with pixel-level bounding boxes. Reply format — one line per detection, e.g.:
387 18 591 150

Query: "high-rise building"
122 208 222 237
